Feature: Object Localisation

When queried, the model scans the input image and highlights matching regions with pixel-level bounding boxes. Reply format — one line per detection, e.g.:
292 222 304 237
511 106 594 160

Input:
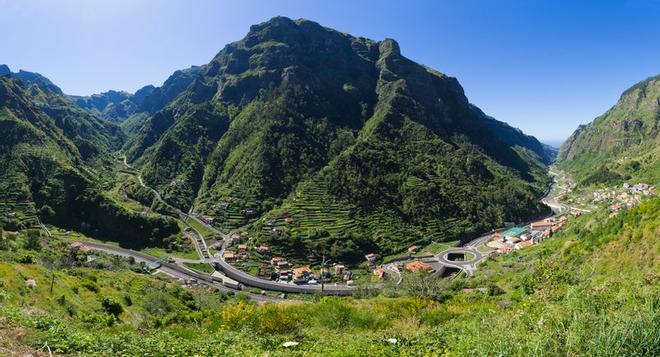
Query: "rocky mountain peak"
378 38 400 57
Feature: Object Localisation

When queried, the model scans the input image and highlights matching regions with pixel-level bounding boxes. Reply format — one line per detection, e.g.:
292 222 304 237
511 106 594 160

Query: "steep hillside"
0 76 178 247
124 17 552 259
558 75 659 185
1 66 125 166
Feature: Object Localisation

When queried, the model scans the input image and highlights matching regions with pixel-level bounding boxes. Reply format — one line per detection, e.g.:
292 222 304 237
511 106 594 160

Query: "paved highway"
118 155 573 293
214 238 355 295
83 241 279 302
433 247 486 277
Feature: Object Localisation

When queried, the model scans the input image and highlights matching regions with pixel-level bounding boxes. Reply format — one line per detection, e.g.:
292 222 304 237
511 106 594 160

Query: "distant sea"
541 139 565 149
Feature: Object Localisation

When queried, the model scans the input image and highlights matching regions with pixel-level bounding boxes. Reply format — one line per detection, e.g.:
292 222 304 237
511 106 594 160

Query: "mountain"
1 65 125 165
71 89 145 121
8 68 64 95
0 74 178 246
558 75 659 185
70 66 203 134
123 17 552 261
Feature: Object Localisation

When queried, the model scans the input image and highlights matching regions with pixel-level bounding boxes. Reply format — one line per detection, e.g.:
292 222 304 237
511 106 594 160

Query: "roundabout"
435 247 486 276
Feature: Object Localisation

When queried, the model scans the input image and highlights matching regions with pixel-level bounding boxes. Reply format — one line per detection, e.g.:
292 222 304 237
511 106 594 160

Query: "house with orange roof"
292 266 312 283
373 268 387 280
405 260 433 273
514 240 534 250
69 241 90 253
222 252 237 262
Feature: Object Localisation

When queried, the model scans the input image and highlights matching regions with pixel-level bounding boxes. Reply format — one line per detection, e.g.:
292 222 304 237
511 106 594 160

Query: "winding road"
433 247 486 277
121 156 354 295
83 241 279 302
116 155 572 294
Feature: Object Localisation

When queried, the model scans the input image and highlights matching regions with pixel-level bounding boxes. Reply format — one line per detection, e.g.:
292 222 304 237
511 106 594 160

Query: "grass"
186 217 216 238
143 247 199 260
420 240 460 255
0 198 657 355
477 245 492 253
182 262 214 274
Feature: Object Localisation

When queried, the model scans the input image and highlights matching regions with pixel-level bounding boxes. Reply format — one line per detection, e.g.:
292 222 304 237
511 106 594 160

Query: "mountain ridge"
121 16 553 260
557 74 659 185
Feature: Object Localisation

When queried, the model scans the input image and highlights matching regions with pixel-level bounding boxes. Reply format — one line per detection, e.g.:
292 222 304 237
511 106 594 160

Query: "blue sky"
1 0 659 144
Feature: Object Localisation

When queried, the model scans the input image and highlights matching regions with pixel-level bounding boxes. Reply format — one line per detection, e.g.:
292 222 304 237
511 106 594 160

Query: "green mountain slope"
124 17 552 260
0 76 178 247
557 75 659 185
1 66 125 166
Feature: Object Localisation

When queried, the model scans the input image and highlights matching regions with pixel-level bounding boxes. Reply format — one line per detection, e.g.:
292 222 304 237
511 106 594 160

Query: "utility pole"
320 254 326 296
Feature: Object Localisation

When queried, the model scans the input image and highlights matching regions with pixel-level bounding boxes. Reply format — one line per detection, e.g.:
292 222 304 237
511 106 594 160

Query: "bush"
123 293 133 306
16 253 36 264
24 229 42 251
221 301 255 330
81 281 99 293
101 297 123 317
39 205 55 219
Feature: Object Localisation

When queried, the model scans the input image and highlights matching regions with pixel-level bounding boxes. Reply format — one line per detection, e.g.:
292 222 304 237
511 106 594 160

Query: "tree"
24 229 42 251
401 272 451 302
101 297 123 317
39 205 55 219
0 226 6 250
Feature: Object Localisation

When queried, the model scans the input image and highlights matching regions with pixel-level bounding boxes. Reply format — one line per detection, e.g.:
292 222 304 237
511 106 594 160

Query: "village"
179 173 657 289
592 182 655 215
211 212 575 287
485 215 568 253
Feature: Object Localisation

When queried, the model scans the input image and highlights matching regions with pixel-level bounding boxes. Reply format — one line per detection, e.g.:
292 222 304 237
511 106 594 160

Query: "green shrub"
16 253 36 264
81 281 99 292
101 297 123 317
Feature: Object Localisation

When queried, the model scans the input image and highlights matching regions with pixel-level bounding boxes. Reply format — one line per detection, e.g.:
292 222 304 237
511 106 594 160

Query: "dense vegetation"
1 196 657 355
123 17 553 261
558 75 659 185
1 16 657 357
0 74 179 248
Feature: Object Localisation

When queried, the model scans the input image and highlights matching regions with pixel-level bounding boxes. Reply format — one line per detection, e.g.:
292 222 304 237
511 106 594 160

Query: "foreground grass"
0 198 658 355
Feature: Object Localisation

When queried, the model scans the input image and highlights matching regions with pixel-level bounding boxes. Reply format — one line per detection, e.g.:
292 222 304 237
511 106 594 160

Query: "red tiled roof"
405 260 432 272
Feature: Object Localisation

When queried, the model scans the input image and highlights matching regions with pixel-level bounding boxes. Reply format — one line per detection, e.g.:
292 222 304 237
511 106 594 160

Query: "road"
543 170 592 213
83 241 279 302
121 156 353 295
118 155 574 293
433 247 486 277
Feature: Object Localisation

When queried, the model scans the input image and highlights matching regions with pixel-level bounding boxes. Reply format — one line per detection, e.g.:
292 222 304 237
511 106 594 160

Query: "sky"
1 0 659 144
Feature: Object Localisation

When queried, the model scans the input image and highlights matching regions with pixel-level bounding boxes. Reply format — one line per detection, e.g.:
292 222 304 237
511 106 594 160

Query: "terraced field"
256 176 357 238
199 185 261 232
243 175 469 261
0 200 39 229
